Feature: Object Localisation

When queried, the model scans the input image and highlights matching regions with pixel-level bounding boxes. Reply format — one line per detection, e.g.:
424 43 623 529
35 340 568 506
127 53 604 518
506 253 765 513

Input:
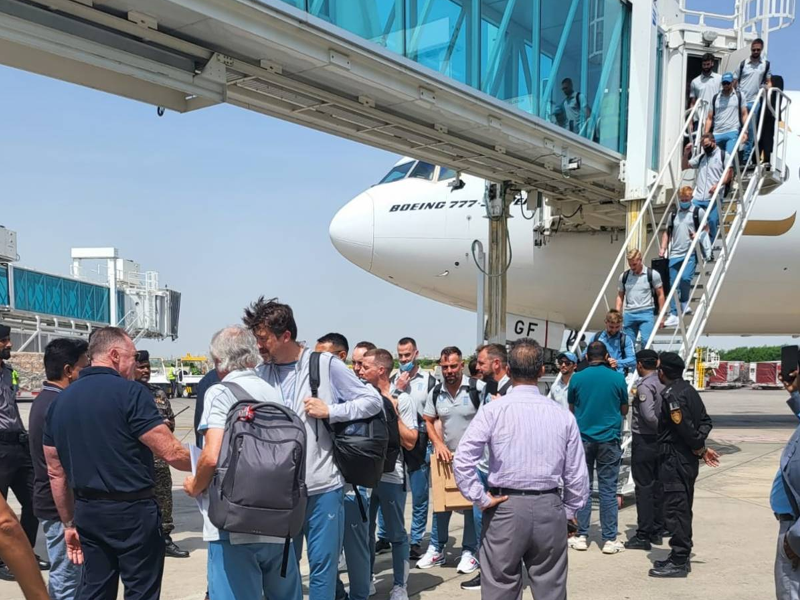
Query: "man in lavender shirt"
453 338 589 600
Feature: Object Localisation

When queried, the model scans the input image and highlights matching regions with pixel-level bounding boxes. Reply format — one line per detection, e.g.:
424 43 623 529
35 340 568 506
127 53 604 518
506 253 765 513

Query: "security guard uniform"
136 350 188 559
651 353 712 577
0 324 45 579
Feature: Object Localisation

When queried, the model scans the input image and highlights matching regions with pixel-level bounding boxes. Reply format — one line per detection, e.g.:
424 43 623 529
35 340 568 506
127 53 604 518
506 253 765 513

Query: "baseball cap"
721 72 734 84
557 351 578 363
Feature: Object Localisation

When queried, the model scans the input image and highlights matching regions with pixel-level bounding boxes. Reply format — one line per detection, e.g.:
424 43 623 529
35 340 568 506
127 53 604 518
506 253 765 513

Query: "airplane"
329 92 800 349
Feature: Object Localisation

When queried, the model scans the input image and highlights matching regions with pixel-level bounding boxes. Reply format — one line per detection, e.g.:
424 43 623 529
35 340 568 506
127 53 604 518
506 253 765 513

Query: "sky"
3 0 798 358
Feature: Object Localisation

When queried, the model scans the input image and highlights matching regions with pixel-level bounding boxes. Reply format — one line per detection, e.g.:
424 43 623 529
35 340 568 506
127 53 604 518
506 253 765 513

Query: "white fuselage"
330 93 800 337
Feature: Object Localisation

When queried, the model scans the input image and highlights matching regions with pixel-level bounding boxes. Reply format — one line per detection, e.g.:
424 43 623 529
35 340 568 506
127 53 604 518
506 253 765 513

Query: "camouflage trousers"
154 459 174 536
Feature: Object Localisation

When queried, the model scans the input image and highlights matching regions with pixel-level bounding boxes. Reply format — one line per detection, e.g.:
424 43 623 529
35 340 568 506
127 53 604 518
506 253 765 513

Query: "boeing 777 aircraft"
330 93 799 347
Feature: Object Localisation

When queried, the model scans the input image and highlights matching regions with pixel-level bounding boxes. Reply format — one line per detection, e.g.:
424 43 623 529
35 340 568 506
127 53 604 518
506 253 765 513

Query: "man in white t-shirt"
183 326 302 600
361 349 418 600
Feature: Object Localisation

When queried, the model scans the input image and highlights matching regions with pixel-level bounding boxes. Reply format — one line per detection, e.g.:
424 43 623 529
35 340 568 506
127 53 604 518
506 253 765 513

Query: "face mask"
399 361 415 373
704 145 714 155
679 201 692 210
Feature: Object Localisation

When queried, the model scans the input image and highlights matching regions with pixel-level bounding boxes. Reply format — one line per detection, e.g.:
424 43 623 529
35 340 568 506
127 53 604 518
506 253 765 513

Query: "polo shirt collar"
41 382 65 393
79 366 121 378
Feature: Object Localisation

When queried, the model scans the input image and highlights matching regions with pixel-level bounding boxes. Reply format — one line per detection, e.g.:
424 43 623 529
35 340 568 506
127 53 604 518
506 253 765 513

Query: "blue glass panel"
13 268 110 323
480 0 534 113
405 0 477 86
311 0 404 54
279 0 306 9
0 266 7 306
651 32 664 169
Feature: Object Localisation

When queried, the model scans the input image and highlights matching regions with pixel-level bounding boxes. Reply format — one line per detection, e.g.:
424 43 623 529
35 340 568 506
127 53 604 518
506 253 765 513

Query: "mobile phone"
781 345 799 382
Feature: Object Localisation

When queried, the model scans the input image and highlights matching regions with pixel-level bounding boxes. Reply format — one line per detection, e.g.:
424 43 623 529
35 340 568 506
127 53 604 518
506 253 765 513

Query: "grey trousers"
479 493 568 600
777 521 800 599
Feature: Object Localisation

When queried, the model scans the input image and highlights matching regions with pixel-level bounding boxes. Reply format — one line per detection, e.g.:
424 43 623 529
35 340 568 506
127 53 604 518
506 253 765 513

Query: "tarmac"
3 387 795 600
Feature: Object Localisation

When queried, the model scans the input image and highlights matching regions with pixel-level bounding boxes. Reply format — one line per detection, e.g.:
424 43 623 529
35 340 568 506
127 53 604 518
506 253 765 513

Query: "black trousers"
631 433 664 538
0 441 38 548
659 449 699 564
75 497 164 600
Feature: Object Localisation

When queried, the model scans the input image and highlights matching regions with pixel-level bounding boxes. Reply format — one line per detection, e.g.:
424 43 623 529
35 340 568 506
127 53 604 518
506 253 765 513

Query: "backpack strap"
646 267 654 291
622 269 630 287
427 373 437 393
737 90 744 128
281 537 291 578
309 352 321 398
693 206 701 231
620 333 628 360
221 381 251 403
739 59 745 83
591 331 602 344
764 61 771 85
468 378 481 410
498 380 513 395
354 488 367 523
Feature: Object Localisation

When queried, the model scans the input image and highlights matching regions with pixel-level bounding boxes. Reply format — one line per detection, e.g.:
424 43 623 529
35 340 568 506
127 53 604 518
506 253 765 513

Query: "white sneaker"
416 546 445 569
568 535 588 551
602 539 625 554
389 585 409 600
369 576 377 596
664 315 680 328
682 303 693 316
456 550 479 574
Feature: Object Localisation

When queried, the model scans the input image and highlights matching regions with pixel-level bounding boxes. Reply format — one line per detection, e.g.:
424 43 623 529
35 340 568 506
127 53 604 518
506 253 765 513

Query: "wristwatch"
62 520 75 529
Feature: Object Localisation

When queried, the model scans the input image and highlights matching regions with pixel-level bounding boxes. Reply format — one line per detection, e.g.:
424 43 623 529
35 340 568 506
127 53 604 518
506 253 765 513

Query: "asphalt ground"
2 388 794 599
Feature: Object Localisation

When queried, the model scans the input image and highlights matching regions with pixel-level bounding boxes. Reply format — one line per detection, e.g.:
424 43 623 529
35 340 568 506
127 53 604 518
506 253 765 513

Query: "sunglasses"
557 360 575 366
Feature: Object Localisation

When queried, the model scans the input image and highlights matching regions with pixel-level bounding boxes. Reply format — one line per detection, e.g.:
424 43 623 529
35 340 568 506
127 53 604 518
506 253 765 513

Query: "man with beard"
0 324 49 581
134 350 190 559
418 347 484 577
549 352 577 410
689 53 721 130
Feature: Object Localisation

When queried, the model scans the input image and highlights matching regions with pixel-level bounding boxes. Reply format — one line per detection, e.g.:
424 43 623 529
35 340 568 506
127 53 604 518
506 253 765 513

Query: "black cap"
135 350 150 363
658 352 685 373
636 349 659 363
0 324 10 340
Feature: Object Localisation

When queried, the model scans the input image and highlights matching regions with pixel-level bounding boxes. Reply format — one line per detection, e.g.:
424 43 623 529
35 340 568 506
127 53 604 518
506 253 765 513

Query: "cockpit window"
438 167 457 181
378 161 415 184
409 161 436 181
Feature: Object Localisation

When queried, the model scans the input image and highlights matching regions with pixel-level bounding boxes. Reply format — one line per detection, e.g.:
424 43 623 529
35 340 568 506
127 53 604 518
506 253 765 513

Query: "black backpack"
622 268 660 316
308 352 389 489
208 382 307 577
401 375 437 473
380 393 402 475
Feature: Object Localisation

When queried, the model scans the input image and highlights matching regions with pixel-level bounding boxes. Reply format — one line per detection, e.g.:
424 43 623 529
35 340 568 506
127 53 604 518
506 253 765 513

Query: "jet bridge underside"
0 0 626 213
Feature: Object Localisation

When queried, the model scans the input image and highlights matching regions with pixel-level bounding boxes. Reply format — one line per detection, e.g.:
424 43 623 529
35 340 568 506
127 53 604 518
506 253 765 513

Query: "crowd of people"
0 293 745 600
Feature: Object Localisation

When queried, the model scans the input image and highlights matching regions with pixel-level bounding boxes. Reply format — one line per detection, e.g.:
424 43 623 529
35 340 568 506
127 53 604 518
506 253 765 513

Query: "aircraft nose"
329 190 374 271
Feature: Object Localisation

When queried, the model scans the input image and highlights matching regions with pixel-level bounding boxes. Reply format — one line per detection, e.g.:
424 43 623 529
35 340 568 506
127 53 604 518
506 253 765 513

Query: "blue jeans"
472 469 489 548
293 488 345 600
668 254 697 316
408 465 430 545
623 309 656 349
576 439 622 542
336 488 371 600
208 539 302 600
369 481 409 587
42 519 81 600
430 501 479 553
693 198 719 246
714 130 739 158
745 101 758 161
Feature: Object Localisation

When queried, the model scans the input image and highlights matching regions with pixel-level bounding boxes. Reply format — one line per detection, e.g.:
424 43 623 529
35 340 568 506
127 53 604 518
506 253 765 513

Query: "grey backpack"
208 382 307 575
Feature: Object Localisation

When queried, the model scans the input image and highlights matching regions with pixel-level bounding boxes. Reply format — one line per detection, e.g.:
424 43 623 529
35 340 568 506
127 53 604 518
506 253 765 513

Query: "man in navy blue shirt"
28 338 88 600
43 327 191 600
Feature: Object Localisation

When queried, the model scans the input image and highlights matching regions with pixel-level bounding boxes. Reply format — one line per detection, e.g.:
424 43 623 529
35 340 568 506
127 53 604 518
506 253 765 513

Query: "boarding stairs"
560 86 791 495
568 85 792 374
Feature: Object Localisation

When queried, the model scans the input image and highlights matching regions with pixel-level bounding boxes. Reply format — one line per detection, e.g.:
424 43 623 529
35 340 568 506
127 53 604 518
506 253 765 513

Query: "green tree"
717 346 783 362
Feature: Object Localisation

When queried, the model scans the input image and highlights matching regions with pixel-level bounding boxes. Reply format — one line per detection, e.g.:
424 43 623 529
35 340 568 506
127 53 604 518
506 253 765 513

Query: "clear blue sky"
3 1 798 358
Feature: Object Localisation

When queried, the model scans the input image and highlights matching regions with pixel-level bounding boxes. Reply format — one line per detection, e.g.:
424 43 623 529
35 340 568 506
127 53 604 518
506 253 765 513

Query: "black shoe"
34 554 51 571
649 533 664 546
375 538 391 555
653 558 691 571
409 543 423 560
460 573 481 590
164 536 190 558
649 560 690 578
0 564 15 582
624 536 652 551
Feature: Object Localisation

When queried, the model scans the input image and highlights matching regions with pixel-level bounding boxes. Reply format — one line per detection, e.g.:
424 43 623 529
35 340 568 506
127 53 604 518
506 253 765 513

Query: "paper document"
185 444 209 514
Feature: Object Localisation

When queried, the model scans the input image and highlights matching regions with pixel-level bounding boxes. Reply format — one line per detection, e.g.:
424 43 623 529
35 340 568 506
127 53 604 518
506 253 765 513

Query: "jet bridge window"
409 161 436 181
378 161 415 184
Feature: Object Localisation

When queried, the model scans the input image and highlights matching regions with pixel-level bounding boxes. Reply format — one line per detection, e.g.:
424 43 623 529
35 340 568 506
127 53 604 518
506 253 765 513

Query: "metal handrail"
563 100 707 361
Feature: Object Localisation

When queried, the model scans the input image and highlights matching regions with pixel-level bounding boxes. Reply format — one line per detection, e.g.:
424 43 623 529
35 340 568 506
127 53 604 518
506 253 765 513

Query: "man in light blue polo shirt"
735 38 772 162
591 310 636 375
